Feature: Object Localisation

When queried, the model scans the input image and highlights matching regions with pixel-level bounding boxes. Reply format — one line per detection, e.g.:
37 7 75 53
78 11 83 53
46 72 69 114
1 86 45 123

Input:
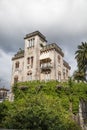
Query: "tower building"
11 31 71 85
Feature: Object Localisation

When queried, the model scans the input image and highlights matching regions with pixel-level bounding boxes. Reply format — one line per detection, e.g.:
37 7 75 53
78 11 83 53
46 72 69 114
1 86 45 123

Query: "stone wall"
78 99 87 130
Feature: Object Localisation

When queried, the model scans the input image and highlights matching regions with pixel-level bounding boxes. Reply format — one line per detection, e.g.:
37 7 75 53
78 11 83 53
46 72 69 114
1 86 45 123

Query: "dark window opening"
27 57 30 64
14 76 18 83
15 62 19 68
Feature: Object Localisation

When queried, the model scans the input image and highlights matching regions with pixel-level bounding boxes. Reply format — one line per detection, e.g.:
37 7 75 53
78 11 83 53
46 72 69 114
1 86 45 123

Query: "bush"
1 81 86 129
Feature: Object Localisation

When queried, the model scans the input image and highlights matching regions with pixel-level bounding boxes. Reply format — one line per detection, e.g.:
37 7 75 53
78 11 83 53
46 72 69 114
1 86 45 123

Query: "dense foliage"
0 81 87 129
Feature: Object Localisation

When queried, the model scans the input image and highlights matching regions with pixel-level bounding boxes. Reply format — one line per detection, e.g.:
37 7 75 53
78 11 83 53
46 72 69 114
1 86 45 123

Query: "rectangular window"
26 41 29 48
29 39 31 47
32 38 35 46
14 76 18 83
66 69 68 77
30 74 32 81
27 73 32 81
15 62 19 68
45 73 50 81
31 57 33 68
27 57 30 64
29 40 32 47
28 38 35 48
31 39 33 47
58 72 61 82
58 55 61 64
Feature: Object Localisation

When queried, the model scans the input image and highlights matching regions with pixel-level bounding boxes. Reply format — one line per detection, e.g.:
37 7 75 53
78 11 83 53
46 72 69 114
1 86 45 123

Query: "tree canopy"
75 42 87 81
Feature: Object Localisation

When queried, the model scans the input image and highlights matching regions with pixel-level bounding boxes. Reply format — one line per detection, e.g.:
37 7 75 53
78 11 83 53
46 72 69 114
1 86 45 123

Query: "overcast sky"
0 0 87 88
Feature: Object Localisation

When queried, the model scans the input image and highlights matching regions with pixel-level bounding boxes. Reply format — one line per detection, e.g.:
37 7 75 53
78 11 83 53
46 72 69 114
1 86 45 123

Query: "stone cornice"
40 43 64 57
63 60 71 70
0 88 9 91
24 31 47 42
12 50 24 60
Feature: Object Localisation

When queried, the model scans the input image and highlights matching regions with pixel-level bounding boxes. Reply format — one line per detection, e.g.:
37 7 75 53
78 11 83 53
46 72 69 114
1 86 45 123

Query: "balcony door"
27 71 32 81
45 72 50 81
58 71 61 82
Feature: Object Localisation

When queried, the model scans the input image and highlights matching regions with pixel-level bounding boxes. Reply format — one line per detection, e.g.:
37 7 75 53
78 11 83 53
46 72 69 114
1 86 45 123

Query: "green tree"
73 70 85 82
0 102 8 127
75 42 87 81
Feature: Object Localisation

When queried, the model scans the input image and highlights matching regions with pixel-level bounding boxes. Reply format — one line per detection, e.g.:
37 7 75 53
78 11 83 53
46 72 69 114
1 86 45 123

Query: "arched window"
58 55 61 64
27 57 30 64
15 61 19 68
27 71 32 81
14 75 18 83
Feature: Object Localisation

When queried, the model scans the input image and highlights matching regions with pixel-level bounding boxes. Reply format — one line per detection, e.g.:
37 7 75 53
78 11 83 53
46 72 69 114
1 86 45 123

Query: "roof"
0 88 9 91
24 31 47 42
63 60 71 70
40 43 64 57
12 49 24 60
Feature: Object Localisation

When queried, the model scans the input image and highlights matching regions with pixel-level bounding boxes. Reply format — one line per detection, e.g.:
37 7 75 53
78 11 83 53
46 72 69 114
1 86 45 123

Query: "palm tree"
75 42 87 81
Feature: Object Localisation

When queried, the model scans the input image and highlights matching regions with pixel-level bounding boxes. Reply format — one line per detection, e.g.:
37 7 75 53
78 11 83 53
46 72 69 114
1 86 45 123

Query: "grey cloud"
0 49 13 88
0 0 87 53
0 31 24 52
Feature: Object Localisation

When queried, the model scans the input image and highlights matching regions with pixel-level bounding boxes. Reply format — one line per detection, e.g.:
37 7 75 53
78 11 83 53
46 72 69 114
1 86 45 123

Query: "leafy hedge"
0 80 87 129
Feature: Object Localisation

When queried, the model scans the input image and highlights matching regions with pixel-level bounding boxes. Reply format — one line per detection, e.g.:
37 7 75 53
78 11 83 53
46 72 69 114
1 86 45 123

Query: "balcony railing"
41 65 52 72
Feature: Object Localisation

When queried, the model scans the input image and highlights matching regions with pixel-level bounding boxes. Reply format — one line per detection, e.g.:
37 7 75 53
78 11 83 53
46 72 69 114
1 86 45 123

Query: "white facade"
11 31 71 85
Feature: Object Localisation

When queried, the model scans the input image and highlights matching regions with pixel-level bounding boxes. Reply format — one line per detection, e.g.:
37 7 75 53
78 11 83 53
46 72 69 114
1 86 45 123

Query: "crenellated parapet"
63 60 71 70
12 49 24 60
40 43 64 57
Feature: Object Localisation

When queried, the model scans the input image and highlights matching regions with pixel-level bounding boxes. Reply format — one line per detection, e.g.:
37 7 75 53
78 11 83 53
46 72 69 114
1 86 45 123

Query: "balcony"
41 64 52 73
